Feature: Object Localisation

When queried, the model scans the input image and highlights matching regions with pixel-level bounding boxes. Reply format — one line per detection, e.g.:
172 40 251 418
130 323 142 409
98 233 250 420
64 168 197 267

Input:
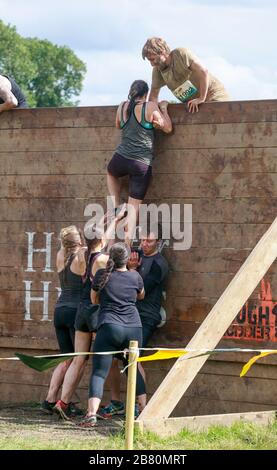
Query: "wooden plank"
140 356 277 379
156 122 277 150
0 222 270 249
0 100 277 130
1 122 277 153
0 293 62 315
0 319 56 339
1 148 277 176
0 336 57 350
165 396 277 417
0 246 252 272
2 289 274 318
165 248 252 273
154 147 277 175
168 100 277 126
0 127 120 152
0 268 234 296
137 411 276 436
0 150 111 176
1 173 276 199
139 217 277 420
0 198 276 223
0 106 116 129
1 268 276 299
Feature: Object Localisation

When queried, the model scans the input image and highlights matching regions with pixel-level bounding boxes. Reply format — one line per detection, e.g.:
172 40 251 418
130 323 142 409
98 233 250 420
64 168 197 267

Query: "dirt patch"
0 403 124 441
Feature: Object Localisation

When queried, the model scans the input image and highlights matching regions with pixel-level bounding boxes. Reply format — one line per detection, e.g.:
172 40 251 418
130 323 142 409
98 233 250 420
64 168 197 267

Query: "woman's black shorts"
107 152 152 200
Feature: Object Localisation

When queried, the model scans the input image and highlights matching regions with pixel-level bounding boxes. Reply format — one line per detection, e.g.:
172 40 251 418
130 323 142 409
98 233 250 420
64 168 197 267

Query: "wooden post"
125 340 138 450
139 217 277 421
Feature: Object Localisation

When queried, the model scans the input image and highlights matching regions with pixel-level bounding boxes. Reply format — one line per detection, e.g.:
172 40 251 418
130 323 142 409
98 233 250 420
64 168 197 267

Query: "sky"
0 0 277 106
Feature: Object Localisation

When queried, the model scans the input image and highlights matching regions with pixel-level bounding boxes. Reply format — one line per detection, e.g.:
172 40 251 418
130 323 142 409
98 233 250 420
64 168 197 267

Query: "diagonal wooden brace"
139 217 277 420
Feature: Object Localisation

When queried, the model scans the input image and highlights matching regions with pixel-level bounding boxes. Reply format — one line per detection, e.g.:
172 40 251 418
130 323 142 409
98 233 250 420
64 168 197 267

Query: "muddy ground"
0 402 124 444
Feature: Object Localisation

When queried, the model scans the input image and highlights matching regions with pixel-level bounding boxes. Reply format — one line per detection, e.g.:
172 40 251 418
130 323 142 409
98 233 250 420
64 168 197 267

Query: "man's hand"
187 97 204 113
152 110 164 129
158 100 169 112
127 251 141 270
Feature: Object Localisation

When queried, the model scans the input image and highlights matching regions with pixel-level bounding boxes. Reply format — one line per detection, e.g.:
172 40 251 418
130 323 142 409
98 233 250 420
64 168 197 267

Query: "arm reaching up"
147 100 172 134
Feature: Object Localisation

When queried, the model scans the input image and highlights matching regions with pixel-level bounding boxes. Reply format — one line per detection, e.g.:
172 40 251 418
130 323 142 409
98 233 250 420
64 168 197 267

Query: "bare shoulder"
56 248 64 261
117 101 126 112
94 253 109 268
56 249 65 271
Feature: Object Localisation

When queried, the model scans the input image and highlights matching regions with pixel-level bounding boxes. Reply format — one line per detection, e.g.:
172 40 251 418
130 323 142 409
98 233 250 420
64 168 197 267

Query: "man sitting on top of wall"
142 37 230 113
0 74 28 113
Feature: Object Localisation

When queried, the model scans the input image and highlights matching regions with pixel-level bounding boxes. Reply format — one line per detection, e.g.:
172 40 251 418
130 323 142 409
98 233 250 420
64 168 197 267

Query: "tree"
0 20 36 105
0 20 86 107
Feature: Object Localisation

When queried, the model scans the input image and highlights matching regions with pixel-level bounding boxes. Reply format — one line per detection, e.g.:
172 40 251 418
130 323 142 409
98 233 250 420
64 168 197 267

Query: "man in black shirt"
100 224 169 417
0 74 28 113
130 227 168 345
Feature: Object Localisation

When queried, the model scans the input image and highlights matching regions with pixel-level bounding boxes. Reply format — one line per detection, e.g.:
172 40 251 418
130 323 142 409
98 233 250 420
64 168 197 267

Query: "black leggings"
54 305 77 353
89 323 145 399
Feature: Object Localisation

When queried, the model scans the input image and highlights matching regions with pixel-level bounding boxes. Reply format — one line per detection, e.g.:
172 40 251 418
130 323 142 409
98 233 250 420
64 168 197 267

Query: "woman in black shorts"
79 242 145 427
54 208 127 420
41 225 85 414
107 79 172 243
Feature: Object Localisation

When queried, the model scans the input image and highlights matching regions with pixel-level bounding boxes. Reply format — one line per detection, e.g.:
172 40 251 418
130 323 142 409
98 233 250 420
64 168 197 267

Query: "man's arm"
147 101 172 134
141 262 165 295
0 76 18 113
187 59 209 113
148 86 160 103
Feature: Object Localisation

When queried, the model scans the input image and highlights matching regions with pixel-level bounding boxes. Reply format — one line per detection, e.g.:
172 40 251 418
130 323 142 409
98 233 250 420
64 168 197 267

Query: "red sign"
224 279 277 342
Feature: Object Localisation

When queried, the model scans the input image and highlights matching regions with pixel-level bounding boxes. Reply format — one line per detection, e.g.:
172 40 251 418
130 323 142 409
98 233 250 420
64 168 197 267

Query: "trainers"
78 414 97 428
134 403 140 419
53 399 72 421
99 400 125 418
41 400 56 415
68 402 84 417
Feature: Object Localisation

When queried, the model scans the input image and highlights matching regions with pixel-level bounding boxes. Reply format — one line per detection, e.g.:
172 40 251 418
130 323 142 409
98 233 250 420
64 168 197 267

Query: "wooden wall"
0 101 276 415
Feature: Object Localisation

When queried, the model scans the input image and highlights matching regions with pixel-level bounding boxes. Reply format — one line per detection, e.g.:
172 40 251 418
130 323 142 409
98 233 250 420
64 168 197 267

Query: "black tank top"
0 75 28 108
81 251 101 302
56 254 83 308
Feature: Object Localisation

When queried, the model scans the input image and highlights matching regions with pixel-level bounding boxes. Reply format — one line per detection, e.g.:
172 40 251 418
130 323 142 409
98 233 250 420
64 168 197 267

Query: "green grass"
0 420 277 450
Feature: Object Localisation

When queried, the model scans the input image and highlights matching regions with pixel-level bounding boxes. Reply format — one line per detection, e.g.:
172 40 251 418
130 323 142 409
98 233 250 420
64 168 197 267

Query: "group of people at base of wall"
2 38 230 428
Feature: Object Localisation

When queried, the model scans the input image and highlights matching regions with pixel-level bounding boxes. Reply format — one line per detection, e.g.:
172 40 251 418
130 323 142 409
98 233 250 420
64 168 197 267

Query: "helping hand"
187 97 204 113
127 251 141 270
158 100 169 112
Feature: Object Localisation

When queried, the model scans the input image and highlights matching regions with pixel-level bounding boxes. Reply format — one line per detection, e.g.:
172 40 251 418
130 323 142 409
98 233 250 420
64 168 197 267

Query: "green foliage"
0 20 86 107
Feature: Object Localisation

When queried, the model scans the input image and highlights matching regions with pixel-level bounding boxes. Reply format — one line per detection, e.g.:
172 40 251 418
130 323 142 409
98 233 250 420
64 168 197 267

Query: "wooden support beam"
139 217 277 421
136 410 276 437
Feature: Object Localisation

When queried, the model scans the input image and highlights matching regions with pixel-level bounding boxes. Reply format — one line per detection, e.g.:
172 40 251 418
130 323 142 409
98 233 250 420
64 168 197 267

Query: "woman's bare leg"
125 197 142 245
107 172 121 209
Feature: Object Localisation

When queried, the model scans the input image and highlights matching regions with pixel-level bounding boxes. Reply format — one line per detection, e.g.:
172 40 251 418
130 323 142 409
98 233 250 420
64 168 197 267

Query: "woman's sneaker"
78 414 97 428
41 400 56 415
99 400 125 418
53 400 83 420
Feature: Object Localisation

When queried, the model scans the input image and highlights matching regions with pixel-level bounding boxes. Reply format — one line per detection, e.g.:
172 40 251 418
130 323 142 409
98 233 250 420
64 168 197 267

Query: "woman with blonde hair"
54 207 127 420
41 225 86 416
